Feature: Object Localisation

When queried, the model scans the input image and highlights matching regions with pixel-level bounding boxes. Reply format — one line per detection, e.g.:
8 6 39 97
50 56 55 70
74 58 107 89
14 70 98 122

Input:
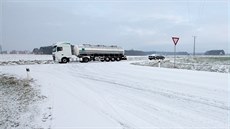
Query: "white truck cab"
52 42 72 63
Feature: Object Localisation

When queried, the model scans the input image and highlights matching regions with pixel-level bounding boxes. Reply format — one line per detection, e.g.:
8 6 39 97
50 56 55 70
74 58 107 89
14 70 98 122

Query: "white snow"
0 54 52 61
0 54 53 66
1 60 229 129
132 56 230 73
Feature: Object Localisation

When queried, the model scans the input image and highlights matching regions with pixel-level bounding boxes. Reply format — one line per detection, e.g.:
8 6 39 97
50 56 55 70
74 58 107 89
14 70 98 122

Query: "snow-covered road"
1 61 229 129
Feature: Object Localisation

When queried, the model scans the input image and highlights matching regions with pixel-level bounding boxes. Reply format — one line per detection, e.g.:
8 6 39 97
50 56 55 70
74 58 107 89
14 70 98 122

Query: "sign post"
172 37 179 68
26 68 30 80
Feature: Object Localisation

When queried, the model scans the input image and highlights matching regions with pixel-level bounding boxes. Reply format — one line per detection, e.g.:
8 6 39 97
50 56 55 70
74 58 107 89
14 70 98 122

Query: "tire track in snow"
48 65 134 129
69 71 226 128
66 70 227 127
73 72 229 111
56 63 228 128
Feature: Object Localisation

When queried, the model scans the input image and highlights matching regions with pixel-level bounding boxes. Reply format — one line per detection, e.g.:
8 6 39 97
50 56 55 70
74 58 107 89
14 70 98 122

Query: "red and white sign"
172 37 179 45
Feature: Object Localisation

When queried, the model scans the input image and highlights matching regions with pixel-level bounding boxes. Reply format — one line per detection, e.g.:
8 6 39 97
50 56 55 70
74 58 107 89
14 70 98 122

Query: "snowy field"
0 54 229 129
131 56 230 73
0 75 49 128
0 54 229 73
0 54 53 61
0 54 53 66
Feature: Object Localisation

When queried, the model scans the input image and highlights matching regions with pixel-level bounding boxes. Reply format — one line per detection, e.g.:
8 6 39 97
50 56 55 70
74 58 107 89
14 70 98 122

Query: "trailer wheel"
105 57 110 62
61 57 68 63
111 57 115 61
116 57 121 61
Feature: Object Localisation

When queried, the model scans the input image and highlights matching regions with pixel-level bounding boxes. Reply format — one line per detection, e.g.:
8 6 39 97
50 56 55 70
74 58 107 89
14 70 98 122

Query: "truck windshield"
52 46 57 52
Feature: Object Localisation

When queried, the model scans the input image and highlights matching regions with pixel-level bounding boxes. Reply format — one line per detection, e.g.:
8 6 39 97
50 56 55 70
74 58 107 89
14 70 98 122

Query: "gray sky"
1 0 229 53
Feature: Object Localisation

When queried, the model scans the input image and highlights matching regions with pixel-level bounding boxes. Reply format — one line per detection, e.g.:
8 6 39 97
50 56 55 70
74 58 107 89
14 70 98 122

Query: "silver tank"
74 44 124 56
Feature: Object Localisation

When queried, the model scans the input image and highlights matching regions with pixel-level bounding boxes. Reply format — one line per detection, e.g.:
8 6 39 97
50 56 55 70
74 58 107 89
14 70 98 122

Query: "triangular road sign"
172 37 179 45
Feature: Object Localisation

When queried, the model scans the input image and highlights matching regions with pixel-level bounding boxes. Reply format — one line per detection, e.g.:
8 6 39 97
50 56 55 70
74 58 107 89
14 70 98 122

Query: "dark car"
148 55 165 60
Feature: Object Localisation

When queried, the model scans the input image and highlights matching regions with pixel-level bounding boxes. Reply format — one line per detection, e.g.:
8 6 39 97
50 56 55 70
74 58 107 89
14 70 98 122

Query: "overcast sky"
1 0 229 53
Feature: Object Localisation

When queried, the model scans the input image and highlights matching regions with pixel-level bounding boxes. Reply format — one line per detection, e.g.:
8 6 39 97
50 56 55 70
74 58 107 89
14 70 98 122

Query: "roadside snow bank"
0 60 54 66
0 54 54 66
1 62 229 128
0 74 48 128
132 57 230 73
0 55 146 66
0 54 52 61
127 56 148 61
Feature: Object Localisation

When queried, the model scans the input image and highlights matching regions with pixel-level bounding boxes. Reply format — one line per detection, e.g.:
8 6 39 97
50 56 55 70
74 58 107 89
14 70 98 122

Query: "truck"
52 42 127 63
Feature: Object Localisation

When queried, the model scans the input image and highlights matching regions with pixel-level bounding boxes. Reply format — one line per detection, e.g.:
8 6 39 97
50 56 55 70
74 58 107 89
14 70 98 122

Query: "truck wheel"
116 57 121 61
61 57 68 63
111 57 115 61
83 57 89 63
105 57 110 62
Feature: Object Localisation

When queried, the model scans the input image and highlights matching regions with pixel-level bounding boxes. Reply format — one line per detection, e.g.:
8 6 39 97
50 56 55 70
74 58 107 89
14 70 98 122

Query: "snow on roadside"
0 54 229 73
0 60 54 66
0 62 229 128
0 74 50 129
132 56 230 73
127 56 148 61
0 54 52 61
0 54 54 66
1 55 229 128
